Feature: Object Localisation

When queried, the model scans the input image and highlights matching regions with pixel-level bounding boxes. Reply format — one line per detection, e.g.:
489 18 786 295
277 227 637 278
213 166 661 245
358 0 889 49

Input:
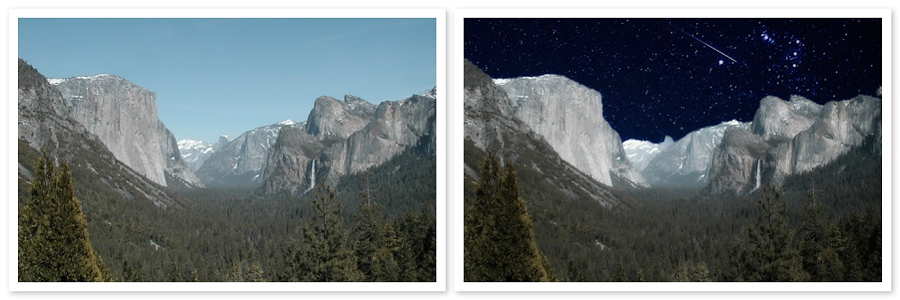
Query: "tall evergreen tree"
394 212 437 281
19 155 108 282
798 188 826 280
465 154 553 282
352 178 401 281
739 186 807 281
283 185 362 281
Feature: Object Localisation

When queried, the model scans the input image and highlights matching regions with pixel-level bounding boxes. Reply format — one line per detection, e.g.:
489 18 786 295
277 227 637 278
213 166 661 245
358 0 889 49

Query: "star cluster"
465 18 882 142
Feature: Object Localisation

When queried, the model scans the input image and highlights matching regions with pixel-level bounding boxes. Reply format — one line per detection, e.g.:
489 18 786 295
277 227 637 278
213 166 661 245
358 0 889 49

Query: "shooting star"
682 31 738 64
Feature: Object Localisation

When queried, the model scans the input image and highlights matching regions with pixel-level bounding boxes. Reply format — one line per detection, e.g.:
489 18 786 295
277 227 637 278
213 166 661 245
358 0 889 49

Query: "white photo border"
452 8 892 292
7 8 447 293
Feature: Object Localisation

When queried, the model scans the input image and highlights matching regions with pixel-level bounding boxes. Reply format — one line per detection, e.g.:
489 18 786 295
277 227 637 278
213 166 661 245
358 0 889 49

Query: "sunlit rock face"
51 74 202 187
262 93 436 196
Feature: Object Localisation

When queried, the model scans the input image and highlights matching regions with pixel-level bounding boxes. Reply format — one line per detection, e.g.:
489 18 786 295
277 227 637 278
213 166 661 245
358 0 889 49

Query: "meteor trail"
684 32 738 63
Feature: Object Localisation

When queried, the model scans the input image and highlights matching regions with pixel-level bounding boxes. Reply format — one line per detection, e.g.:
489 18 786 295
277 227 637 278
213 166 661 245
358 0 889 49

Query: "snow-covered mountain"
197 120 299 187
623 136 673 172
640 120 750 188
177 139 217 171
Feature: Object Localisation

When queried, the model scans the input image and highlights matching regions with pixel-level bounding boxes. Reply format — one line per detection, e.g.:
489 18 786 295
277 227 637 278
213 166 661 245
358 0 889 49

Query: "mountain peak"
419 87 437 99
278 119 296 126
177 139 209 149
493 74 570 86
720 119 742 126
48 73 123 85
344 94 367 104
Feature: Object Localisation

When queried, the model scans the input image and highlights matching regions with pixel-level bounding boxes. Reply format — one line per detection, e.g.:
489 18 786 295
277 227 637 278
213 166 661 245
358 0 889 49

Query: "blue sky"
19 18 436 143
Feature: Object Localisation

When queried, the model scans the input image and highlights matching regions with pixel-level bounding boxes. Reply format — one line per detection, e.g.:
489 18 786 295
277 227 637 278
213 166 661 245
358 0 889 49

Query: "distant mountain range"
18 58 436 209
466 59 882 202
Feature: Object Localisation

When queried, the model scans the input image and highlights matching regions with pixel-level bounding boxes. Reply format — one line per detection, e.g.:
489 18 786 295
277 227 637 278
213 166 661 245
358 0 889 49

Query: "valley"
17 58 437 282
463 59 882 282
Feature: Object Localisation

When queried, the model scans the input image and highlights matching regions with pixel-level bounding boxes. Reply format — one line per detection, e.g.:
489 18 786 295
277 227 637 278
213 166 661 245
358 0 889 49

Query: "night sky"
465 18 882 142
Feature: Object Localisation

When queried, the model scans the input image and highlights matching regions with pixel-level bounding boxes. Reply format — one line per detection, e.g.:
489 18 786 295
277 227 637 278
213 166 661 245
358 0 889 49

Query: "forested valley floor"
18 144 437 282
465 138 882 282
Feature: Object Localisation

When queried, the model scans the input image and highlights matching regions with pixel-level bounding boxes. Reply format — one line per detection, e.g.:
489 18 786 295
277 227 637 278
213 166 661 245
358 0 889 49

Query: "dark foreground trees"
728 185 882 282
282 186 363 281
465 154 553 282
280 184 436 282
734 186 806 281
19 155 108 282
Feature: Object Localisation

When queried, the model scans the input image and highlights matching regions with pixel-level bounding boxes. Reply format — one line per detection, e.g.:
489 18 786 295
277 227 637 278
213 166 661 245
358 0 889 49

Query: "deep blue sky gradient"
20 18 436 142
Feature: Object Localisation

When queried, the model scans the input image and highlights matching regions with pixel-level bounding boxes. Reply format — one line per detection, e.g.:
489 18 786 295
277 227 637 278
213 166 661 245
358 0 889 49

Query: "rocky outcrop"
464 59 623 208
707 95 881 194
706 127 771 195
306 95 376 138
780 95 881 177
18 59 177 208
260 126 325 195
641 120 749 188
334 95 436 177
493 74 644 187
50 74 202 188
751 95 822 141
197 120 298 187
261 93 436 196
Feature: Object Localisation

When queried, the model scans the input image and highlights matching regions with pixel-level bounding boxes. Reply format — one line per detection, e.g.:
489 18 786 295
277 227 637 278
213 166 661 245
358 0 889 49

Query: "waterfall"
750 159 761 192
304 159 316 194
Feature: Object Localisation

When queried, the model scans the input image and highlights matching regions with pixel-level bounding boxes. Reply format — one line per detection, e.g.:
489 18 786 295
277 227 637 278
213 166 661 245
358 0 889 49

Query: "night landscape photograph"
17 18 437 282
464 18 883 282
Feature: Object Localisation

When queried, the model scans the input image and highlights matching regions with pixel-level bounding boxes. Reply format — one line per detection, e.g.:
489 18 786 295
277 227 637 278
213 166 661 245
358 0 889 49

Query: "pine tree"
283 185 362 281
19 155 108 282
465 154 552 282
798 188 826 280
740 186 807 281
817 223 848 281
395 212 436 281
352 179 401 281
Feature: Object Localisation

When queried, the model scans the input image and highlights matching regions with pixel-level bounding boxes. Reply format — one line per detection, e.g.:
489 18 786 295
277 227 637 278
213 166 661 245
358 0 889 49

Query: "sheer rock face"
492 74 644 187
641 120 749 188
751 95 822 140
49 74 202 188
334 95 436 177
706 127 770 195
306 95 376 138
261 93 436 196
463 59 623 208
707 95 881 194
260 126 324 195
786 95 881 175
18 59 177 208
196 121 296 187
